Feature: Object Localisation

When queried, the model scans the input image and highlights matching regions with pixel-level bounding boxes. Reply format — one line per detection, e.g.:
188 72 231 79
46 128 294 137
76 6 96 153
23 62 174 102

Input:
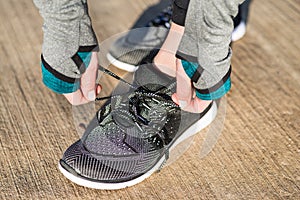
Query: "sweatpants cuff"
180 59 232 100
195 78 231 100
40 45 98 94
41 55 80 94
194 67 232 100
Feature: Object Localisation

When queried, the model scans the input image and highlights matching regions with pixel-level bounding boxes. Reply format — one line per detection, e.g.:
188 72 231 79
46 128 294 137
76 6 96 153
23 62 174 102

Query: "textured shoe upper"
108 6 172 67
86 84 181 155
61 65 203 182
62 66 183 181
108 27 168 66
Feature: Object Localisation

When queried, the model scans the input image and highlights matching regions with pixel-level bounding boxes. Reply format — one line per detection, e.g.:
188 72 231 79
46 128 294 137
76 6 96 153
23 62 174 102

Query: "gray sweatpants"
35 0 243 94
177 0 244 90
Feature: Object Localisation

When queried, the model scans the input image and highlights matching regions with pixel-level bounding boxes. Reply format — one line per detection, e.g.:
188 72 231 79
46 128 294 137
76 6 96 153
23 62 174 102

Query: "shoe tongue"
134 64 175 92
126 27 168 46
109 89 177 153
84 65 179 155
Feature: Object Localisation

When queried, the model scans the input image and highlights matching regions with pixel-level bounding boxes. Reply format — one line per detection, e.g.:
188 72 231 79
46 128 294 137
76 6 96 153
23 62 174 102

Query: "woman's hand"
63 52 101 105
172 59 211 113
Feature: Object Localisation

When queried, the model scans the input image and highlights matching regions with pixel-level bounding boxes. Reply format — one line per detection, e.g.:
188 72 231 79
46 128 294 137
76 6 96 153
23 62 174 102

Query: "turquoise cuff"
181 59 231 100
195 78 231 100
78 52 92 69
41 51 92 94
181 60 198 79
41 63 80 94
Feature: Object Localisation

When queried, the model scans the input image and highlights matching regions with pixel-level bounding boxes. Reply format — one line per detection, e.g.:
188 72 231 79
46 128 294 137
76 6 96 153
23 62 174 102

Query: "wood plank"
0 0 299 199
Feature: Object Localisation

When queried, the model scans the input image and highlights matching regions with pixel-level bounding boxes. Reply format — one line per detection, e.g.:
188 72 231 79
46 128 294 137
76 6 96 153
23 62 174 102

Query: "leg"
34 0 100 104
177 0 244 100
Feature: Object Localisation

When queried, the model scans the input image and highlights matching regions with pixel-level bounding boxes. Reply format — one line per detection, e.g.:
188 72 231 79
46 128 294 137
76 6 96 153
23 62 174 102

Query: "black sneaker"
106 27 168 72
58 65 217 190
232 0 252 41
106 6 172 72
146 6 172 29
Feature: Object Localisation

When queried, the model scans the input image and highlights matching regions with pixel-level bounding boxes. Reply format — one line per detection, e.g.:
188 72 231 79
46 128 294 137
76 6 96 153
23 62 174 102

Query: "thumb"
175 59 193 109
81 52 99 101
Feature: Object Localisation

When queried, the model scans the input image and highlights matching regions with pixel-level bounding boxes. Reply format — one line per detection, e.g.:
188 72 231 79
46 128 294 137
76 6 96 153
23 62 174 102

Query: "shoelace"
96 65 180 149
96 64 176 107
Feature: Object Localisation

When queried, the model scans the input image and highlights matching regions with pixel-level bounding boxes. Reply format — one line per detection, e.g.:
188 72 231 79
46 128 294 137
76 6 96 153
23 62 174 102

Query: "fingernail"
96 85 102 94
179 100 187 108
88 91 95 101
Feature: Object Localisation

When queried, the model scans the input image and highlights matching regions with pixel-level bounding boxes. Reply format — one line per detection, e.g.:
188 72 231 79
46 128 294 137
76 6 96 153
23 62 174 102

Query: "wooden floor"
0 0 299 199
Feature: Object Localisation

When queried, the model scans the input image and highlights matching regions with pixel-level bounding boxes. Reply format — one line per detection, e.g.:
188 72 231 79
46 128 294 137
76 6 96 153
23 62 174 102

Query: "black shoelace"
96 64 176 103
95 65 137 101
95 65 180 149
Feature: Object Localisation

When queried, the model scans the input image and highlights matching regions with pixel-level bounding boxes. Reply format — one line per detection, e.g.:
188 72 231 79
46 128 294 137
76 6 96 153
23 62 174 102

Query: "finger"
81 52 99 101
63 90 90 105
96 84 102 95
63 84 101 106
187 98 212 113
175 59 193 108
173 88 212 113
171 93 179 105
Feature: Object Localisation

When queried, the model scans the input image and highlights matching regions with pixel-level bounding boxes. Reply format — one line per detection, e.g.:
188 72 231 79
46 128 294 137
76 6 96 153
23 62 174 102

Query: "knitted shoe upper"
61 65 204 182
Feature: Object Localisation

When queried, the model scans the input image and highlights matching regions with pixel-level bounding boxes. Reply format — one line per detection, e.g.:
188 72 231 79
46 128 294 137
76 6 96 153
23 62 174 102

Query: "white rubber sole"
107 53 139 72
58 101 217 190
232 22 246 42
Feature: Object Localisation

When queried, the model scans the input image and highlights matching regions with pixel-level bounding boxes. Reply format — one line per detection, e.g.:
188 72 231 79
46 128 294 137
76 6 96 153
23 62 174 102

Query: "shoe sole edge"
107 53 139 72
